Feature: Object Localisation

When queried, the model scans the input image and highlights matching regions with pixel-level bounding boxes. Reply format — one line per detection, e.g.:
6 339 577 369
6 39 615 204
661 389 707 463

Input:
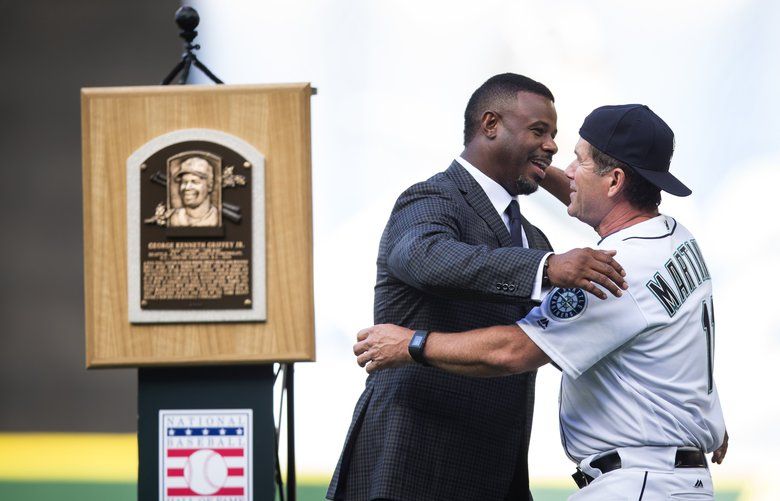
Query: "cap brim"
175 171 210 180
632 167 692 197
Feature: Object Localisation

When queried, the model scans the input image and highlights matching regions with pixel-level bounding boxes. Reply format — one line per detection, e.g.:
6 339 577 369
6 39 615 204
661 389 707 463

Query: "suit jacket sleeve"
384 181 551 303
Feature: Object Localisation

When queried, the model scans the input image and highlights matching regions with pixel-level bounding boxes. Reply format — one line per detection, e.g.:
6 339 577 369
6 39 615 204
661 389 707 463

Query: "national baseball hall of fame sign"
127 129 266 323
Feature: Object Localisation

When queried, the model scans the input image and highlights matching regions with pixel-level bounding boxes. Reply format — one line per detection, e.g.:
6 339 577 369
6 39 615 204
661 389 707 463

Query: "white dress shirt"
456 157 551 301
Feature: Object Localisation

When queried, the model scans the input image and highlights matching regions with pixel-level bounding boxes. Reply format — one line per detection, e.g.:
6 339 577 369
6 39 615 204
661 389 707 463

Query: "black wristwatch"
408 330 430 366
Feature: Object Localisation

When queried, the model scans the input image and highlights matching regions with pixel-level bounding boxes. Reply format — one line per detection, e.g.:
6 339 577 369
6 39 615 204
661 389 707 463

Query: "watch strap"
408 330 430 366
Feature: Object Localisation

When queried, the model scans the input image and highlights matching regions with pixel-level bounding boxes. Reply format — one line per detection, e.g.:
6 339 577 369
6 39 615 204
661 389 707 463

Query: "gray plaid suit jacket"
328 161 553 501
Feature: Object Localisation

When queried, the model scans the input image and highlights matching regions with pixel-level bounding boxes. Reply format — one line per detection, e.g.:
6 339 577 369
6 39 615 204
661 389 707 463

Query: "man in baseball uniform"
353 104 728 500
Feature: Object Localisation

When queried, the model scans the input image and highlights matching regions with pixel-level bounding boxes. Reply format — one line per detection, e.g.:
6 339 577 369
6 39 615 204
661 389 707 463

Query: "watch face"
549 288 587 320
409 331 428 365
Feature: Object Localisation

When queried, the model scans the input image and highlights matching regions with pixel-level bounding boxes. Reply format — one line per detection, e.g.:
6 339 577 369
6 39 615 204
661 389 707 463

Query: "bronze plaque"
127 129 266 323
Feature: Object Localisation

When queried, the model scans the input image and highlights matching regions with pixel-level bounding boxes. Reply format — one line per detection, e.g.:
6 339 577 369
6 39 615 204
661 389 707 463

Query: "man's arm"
386 182 627 301
353 323 550 377
539 165 572 206
385 183 549 302
711 430 729 464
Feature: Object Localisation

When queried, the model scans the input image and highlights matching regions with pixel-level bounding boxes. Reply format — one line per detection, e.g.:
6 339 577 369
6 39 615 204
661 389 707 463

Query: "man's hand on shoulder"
354 324 415 373
546 248 628 300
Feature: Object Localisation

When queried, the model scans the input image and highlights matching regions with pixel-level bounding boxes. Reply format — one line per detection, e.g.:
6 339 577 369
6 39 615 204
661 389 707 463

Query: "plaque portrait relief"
127 129 266 324
167 153 222 228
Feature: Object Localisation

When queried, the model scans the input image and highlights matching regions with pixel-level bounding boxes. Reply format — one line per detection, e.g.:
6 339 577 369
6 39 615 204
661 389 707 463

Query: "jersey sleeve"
519 288 648 379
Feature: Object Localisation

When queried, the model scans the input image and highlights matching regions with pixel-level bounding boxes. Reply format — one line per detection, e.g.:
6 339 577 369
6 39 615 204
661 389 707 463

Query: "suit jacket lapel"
519 214 542 250
446 161 512 247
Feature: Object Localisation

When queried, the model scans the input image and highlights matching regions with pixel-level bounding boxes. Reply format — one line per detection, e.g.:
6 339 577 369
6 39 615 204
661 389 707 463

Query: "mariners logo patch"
548 288 587 320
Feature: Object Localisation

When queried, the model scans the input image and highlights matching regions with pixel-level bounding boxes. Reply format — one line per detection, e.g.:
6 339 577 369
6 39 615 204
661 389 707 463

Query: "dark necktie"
506 199 524 247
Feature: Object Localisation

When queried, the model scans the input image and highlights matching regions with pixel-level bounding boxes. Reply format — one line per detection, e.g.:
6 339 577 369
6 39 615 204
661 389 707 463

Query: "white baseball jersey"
520 214 725 463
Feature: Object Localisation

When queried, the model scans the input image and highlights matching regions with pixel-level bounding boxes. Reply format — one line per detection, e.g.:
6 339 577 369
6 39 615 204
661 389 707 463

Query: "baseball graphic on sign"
184 449 228 495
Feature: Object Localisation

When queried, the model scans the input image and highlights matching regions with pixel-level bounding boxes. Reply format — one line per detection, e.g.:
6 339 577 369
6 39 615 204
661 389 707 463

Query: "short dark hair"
590 145 661 210
463 73 554 146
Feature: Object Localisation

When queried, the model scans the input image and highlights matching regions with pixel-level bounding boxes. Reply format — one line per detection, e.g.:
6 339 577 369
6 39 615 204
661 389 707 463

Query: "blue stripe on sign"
165 427 245 436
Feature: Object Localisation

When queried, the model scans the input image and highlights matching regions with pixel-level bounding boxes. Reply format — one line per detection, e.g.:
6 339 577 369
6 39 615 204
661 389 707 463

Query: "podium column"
137 365 275 500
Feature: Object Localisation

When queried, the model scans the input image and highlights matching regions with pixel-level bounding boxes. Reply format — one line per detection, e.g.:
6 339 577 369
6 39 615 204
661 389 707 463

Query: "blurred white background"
190 1 780 497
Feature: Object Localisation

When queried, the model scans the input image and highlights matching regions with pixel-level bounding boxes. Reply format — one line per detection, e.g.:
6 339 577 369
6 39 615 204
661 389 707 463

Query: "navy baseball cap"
579 104 691 197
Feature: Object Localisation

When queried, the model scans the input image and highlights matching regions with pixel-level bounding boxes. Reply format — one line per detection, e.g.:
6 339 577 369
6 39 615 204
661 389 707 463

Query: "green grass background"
0 481 741 500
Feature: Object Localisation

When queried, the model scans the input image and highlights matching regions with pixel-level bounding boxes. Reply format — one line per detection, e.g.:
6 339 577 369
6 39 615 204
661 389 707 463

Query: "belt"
572 448 708 489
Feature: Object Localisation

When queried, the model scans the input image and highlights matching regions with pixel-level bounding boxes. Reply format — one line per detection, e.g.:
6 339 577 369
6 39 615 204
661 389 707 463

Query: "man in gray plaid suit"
328 74 627 501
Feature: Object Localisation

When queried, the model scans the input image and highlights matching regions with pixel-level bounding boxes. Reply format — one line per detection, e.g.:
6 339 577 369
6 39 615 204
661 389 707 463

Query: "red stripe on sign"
215 449 245 457
167 468 184 477
166 448 245 457
167 488 196 496
167 487 245 496
167 449 196 457
227 468 244 476
216 488 245 495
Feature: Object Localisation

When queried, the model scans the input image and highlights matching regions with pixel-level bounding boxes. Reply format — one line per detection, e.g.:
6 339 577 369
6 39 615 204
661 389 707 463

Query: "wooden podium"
81 83 315 500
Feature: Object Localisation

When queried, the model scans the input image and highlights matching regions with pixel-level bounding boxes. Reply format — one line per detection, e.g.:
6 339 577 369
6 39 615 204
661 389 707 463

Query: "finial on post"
175 6 200 46
161 6 223 85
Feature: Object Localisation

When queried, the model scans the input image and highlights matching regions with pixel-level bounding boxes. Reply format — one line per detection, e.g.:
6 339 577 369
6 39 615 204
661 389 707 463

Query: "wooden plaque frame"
82 83 314 367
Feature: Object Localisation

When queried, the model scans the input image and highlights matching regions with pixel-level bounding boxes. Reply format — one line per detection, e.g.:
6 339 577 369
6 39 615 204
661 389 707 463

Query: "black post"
285 364 296 501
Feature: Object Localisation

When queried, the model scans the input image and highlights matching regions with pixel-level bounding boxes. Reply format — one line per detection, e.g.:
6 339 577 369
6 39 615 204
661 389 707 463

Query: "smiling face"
176 157 214 209
565 139 614 227
179 173 210 208
492 91 558 195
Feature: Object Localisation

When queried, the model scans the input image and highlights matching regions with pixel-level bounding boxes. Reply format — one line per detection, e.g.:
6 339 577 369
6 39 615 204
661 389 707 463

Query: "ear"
607 168 627 198
481 111 500 140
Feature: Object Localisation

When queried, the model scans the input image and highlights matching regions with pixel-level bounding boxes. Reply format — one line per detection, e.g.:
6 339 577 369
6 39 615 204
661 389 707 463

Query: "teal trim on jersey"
622 218 678 242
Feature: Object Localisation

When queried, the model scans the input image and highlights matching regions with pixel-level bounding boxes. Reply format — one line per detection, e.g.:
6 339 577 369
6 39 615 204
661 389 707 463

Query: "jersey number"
700 296 715 394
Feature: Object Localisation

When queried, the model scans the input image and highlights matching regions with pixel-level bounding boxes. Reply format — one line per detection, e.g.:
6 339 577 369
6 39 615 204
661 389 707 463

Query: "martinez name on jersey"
644 218 711 318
